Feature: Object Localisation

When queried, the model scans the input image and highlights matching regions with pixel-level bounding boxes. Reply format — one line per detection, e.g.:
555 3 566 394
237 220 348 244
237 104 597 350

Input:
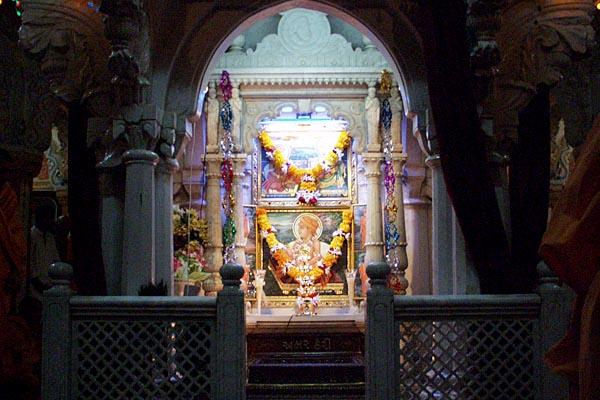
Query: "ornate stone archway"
159 0 431 125
156 1 431 295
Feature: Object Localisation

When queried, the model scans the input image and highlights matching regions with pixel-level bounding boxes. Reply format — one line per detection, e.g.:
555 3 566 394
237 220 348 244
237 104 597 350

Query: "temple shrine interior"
1 1 600 399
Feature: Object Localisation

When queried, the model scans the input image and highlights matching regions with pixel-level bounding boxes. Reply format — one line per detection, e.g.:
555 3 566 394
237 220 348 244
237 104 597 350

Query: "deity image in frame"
256 207 353 297
257 130 352 201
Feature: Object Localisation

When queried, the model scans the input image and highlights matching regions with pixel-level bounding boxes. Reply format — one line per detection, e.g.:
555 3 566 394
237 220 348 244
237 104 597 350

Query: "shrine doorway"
162 1 432 397
168 2 433 303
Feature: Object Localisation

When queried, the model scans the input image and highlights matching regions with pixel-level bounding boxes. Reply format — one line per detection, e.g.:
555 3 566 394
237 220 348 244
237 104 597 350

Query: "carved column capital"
492 0 596 142
231 154 248 178
363 153 384 177
97 104 162 169
19 0 112 114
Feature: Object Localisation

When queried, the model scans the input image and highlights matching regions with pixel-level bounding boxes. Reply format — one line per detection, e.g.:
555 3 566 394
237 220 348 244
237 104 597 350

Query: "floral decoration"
172 205 210 283
258 129 352 205
256 208 353 284
173 241 210 282
219 70 236 263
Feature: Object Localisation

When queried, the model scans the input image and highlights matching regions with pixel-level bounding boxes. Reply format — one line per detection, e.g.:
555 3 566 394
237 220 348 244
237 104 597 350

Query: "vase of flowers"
173 206 210 295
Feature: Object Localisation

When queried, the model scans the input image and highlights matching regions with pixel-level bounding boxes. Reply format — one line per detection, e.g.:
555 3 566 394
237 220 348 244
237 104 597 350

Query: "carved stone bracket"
19 0 112 114
492 0 596 145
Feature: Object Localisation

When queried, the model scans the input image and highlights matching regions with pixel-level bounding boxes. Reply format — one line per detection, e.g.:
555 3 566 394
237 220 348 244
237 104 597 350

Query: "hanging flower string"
380 70 402 292
256 208 353 284
219 71 236 264
258 130 352 205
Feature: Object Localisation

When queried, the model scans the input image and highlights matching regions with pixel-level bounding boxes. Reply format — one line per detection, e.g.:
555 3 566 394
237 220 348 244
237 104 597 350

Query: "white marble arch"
165 1 435 296
161 0 431 123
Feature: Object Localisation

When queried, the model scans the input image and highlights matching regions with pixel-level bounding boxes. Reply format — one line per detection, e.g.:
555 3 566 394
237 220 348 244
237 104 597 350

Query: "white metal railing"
42 262 246 400
366 262 571 400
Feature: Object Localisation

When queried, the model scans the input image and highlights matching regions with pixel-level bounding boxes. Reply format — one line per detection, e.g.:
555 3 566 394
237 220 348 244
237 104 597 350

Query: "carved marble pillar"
206 81 220 154
363 153 384 265
105 105 162 295
390 86 403 149
365 84 381 152
155 158 178 294
122 149 159 294
425 154 479 294
388 86 409 293
230 83 243 150
96 139 124 297
425 155 454 295
232 154 247 266
204 154 224 294
391 153 409 294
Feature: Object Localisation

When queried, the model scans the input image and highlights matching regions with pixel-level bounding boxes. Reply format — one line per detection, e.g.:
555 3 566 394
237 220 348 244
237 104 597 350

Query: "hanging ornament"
219 70 236 264
379 70 402 292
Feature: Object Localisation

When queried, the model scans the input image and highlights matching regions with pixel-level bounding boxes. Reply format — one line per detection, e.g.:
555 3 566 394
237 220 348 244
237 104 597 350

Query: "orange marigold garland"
256 208 353 284
258 130 352 205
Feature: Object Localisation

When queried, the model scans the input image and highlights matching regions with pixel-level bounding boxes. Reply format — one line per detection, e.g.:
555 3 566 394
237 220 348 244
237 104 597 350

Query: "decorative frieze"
210 8 390 87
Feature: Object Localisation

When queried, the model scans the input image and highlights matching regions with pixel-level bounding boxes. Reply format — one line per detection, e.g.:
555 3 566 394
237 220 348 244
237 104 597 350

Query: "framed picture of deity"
256 207 354 306
256 128 353 205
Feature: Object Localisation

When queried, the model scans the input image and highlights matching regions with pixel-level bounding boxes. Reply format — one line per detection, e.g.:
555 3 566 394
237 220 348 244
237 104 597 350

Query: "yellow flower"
288 165 300 179
325 151 339 166
273 150 286 169
309 268 324 279
323 253 337 266
259 131 274 150
311 163 324 177
273 249 290 264
335 130 351 149
331 236 345 249
300 180 317 192
342 210 353 221
287 267 299 279
266 233 278 248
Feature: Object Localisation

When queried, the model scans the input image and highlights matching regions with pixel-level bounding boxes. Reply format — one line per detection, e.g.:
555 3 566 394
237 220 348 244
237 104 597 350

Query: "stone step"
248 351 364 384
246 382 365 400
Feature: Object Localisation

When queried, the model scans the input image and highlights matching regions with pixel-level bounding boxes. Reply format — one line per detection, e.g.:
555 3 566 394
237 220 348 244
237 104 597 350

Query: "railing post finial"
42 262 74 400
365 261 397 400
49 262 74 290
366 261 391 291
536 261 570 398
219 263 244 291
215 263 246 399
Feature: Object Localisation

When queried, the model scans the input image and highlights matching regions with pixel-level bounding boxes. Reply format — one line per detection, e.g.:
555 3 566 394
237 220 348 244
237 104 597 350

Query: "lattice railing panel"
72 319 213 400
397 319 536 400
